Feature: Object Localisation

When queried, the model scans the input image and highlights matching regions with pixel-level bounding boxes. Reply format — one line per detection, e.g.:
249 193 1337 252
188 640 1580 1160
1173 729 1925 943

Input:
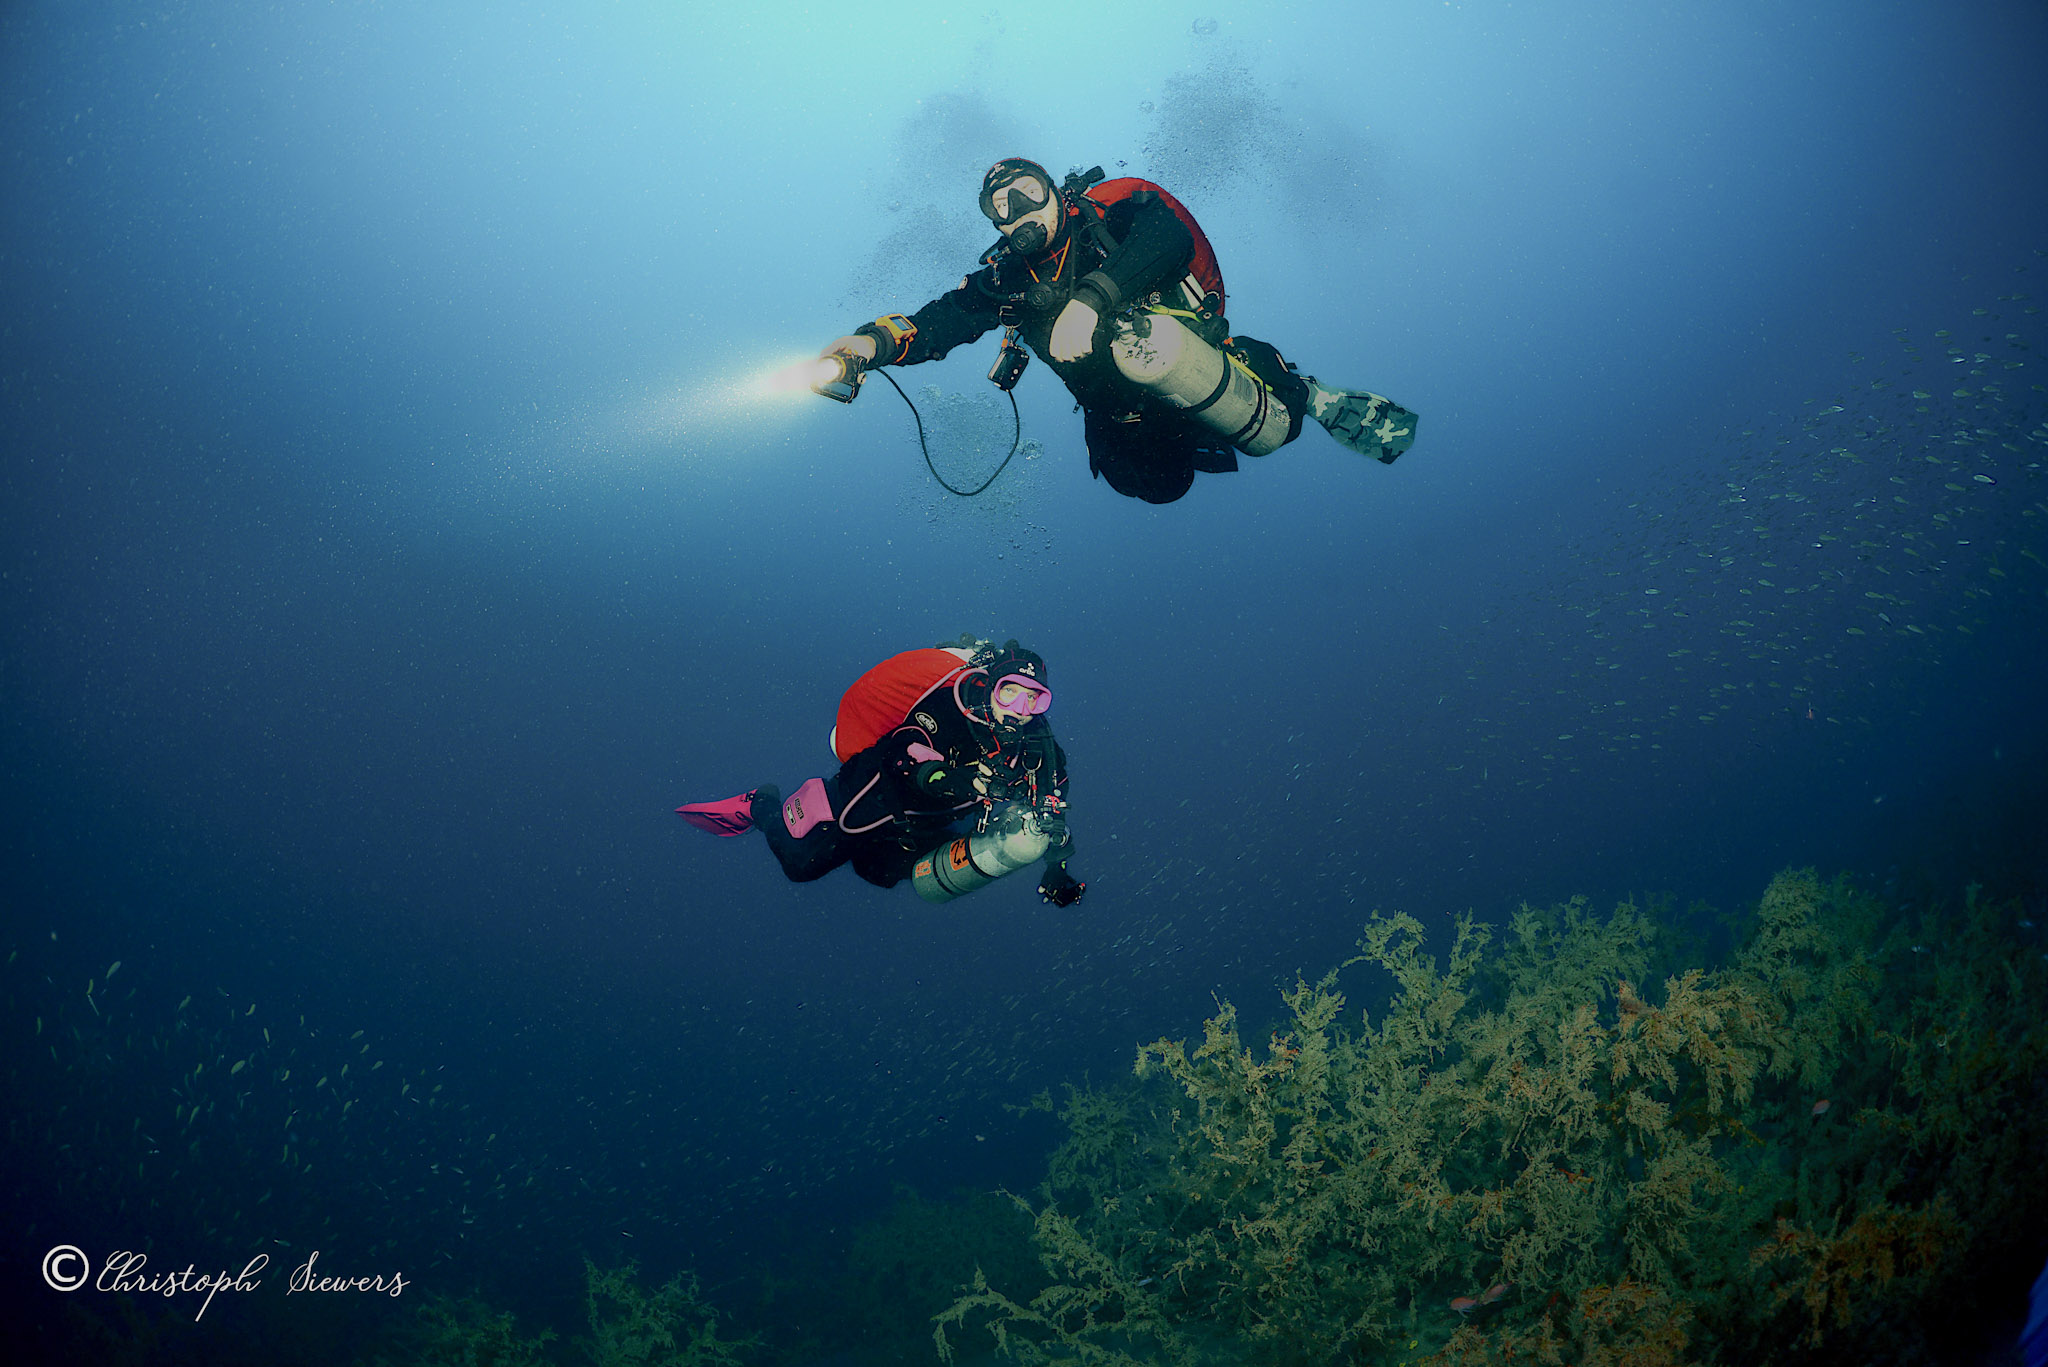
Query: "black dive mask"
980 164 1052 225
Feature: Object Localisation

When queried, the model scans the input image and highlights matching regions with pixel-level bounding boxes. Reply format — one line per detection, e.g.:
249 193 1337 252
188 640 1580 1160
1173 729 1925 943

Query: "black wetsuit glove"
1038 865 1085 908
912 761 977 805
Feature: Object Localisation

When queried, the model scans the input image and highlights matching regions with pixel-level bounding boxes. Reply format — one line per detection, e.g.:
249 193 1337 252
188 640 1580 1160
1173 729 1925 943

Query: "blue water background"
3 0 2045 1345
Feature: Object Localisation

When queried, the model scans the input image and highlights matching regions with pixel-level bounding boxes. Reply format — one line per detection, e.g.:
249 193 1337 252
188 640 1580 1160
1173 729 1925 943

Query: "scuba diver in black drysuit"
676 638 1084 907
820 157 1418 505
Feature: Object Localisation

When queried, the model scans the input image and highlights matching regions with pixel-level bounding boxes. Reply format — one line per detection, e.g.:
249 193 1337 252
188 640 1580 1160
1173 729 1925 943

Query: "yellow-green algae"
936 870 2048 1365
375 1260 756 1367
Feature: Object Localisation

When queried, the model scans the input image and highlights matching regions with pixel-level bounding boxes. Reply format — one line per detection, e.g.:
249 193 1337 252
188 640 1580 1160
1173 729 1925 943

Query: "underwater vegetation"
368 1259 756 1367
934 869 2048 1365
14 867 2045 1365
355 1189 1040 1367
825 1186 1046 1359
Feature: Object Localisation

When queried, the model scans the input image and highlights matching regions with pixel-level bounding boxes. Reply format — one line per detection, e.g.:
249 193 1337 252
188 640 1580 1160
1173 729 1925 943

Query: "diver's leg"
752 781 853 883
1225 336 1311 448
1082 407 1199 504
848 830 929 889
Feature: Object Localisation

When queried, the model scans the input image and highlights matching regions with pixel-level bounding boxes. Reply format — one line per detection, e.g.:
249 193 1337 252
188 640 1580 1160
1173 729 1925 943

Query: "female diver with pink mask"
676 637 1083 907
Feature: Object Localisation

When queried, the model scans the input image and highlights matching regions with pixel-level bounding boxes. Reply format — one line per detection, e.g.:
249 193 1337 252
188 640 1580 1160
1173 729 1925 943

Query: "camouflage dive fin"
1306 381 1418 465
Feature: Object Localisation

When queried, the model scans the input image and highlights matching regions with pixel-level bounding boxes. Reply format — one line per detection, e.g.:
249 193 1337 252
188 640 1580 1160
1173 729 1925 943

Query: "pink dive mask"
992 674 1053 718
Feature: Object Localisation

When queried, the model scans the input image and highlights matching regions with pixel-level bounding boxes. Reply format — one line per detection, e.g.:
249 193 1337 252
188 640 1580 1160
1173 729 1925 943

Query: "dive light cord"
873 366 1022 497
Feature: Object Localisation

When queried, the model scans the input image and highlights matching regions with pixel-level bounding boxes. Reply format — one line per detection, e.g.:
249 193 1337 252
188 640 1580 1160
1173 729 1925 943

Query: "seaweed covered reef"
367 1259 757 1367
936 870 2048 1366
828 1187 1046 1358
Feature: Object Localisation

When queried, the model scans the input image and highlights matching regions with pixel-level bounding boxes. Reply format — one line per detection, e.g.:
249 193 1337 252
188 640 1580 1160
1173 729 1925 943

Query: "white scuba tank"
1109 311 1296 457
911 803 1051 904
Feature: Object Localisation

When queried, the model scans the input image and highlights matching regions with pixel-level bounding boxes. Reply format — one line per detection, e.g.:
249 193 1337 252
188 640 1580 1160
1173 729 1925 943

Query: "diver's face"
991 677 1052 724
985 175 1050 226
987 177 1061 255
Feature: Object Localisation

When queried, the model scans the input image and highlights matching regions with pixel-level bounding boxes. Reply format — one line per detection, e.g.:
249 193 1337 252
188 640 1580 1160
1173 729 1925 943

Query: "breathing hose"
871 367 1023 498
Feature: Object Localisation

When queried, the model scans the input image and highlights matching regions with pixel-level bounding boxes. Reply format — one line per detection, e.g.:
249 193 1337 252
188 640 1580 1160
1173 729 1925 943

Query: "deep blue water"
4 1 2046 1362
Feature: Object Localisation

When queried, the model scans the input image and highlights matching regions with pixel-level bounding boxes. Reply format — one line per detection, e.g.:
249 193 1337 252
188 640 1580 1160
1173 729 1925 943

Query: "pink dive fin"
780 777 834 838
676 790 757 837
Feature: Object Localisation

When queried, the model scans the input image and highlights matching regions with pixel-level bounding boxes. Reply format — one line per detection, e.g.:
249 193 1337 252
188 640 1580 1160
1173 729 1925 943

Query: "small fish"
177 995 191 1012
1450 1296 1480 1317
106 961 122 979
1481 1282 1513 1304
1811 1099 1831 1119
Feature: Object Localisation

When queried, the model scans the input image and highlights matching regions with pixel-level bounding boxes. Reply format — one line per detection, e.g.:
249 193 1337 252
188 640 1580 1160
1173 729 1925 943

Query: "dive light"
813 352 866 403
